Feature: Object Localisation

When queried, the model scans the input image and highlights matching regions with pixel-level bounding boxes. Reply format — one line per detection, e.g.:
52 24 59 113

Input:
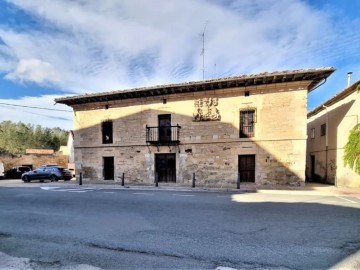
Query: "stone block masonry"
72 82 309 187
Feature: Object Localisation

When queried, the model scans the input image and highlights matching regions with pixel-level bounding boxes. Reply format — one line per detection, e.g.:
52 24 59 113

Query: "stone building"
307 79 360 187
55 67 334 187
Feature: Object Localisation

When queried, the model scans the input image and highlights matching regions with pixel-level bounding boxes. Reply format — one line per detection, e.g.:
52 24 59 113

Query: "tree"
344 123 360 174
0 121 69 155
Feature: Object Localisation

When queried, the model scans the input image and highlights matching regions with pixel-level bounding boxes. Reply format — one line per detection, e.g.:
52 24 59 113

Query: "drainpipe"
323 105 329 182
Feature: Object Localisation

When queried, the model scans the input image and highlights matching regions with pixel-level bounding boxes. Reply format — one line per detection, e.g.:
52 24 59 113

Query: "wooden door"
158 114 171 142
103 156 114 180
155 154 176 182
238 155 255 182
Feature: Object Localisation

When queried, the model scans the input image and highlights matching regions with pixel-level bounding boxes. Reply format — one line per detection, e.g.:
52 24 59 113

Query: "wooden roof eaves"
55 67 335 106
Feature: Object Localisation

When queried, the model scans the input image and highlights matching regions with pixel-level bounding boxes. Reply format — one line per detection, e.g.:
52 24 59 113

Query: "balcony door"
155 154 176 182
158 114 171 142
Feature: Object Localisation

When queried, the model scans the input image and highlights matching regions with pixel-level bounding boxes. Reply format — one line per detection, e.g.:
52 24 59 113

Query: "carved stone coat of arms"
193 97 221 121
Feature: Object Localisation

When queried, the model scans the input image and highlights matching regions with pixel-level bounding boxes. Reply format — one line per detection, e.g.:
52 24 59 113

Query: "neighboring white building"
306 80 360 187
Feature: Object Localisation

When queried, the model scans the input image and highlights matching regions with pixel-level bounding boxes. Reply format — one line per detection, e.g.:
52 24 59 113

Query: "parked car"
5 166 31 179
22 166 73 182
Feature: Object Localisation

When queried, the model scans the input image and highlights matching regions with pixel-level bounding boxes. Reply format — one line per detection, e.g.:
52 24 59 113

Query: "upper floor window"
310 128 315 139
102 121 113 144
321 124 326 137
240 109 256 138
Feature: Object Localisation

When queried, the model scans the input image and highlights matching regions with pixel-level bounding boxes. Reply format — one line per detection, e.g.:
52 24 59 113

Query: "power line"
0 102 72 112
0 105 71 119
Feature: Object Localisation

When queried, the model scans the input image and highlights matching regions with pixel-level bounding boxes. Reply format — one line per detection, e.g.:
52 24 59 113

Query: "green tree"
0 121 69 155
344 123 360 174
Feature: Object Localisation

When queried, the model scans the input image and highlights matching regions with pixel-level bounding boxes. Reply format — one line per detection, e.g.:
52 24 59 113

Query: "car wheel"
50 175 58 182
22 176 30 183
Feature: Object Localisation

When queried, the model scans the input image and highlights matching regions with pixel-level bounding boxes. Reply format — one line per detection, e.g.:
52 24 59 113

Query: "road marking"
41 187 60 190
133 193 154 196
336 196 358 204
216 195 229 198
41 187 96 193
104 192 115 194
172 194 195 197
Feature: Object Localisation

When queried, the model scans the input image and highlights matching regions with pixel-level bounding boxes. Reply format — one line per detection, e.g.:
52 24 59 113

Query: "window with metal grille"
321 124 326 137
102 121 113 144
240 110 255 138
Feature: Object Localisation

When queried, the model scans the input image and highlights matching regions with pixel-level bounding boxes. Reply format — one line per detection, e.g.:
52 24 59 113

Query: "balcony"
146 125 181 144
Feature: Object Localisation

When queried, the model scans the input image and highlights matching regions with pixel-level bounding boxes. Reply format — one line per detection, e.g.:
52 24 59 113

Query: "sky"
0 0 359 130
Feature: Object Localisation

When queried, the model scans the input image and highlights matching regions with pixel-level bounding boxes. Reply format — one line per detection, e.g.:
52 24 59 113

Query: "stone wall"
73 81 310 186
0 154 68 172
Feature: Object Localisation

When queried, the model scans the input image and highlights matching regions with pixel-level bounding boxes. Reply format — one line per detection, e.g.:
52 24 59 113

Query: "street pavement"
0 180 360 269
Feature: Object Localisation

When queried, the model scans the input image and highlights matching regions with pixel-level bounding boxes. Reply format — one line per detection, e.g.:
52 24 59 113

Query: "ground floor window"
155 154 176 183
103 156 114 180
238 155 255 182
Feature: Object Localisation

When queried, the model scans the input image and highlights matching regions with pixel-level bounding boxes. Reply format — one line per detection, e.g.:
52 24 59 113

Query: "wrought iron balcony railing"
146 125 181 143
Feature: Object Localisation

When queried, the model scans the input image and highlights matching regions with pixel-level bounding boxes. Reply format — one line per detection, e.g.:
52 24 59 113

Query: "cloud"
5 58 61 84
0 95 73 130
0 0 359 129
0 0 341 94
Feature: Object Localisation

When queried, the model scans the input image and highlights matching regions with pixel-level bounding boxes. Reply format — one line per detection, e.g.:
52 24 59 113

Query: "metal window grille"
240 110 255 138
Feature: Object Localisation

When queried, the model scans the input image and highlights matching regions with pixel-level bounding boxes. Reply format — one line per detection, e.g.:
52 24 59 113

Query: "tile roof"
55 67 335 106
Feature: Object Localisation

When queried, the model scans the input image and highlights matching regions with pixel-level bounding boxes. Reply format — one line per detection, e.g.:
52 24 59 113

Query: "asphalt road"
0 185 360 269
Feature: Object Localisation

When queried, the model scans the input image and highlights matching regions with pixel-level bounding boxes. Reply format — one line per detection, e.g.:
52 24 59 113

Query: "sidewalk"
2 179 359 196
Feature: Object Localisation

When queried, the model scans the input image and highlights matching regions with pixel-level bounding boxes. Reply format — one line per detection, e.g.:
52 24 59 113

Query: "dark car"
22 166 73 182
5 166 31 179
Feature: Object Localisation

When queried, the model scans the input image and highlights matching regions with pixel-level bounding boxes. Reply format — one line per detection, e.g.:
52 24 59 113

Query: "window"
321 124 326 137
310 128 315 139
240 110 255 138
102 121 113 144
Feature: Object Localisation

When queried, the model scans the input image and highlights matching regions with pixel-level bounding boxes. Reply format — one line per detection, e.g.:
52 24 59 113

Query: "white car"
0 162 4 179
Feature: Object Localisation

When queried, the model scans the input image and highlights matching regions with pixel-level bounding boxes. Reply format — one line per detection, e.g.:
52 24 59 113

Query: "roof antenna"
200 21 208 80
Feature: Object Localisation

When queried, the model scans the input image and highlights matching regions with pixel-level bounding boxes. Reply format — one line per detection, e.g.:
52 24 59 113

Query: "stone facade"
70 82 311 187
56 68 334 187
307 81 360 187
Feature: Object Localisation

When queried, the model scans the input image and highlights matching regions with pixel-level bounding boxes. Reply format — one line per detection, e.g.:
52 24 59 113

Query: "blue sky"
0 0 359 130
